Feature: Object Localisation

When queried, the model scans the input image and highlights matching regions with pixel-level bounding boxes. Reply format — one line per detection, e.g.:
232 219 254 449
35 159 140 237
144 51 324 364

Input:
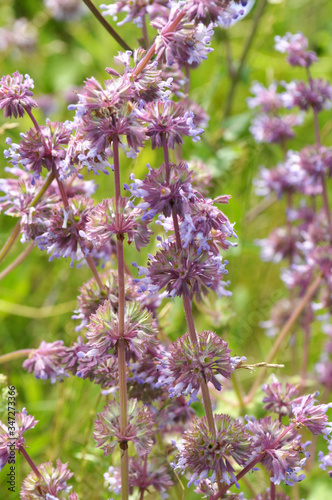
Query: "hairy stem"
19 447 43 480
82 0 132 51
25 107 41 131
112 136 129 500
0 349 33 363
245 273 323 404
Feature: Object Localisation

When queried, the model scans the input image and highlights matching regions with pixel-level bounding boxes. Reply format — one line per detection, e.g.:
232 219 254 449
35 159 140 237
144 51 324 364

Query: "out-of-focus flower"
249 113 303 144
245 416 307 485
274 32 317 67
0 72 37 119
104 457 173 498
23 340 69 383
0 18 37 53
151 5 214 68
94 399 154 456
44 0 87 20
283 80 332 112
21 459 74 499
319 438 332 477
173 414 251 486
247 82 284 112
158 330 233 403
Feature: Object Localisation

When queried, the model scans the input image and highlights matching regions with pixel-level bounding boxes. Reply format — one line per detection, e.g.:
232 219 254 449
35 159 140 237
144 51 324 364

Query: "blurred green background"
0 0 332 498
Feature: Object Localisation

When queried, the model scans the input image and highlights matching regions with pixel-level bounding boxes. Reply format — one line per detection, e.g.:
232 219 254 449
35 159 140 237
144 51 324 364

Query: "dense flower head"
15 121 71 178
134 240 230 300
73 271 140 331
0 408 38 469
180 196 236 254
274 32 318 67
291 393 332 436
249 113 303 144
245 416 307 485
283 79 332 112
151 5 214 68
44 0 87 21
85 300 158 361
136 99 203 149
104 457 173 498
94 398 154 456
126 161 194 219
81 102 145 156
0 71 37 118
23 340 69 383
262 376 300 417
20 459 74 499
157 395 196 433
84 197 151 251
107 49 166 103
173 414 251 486
76 351 119 388
247 82 284 112
0 166 59 241
36 195 94 265
318 437 332 477
185 0 251 26
158 330 234 403
260 298 297 338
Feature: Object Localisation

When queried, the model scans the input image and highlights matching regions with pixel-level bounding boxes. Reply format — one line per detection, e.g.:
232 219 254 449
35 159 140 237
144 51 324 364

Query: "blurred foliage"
0 0 332 498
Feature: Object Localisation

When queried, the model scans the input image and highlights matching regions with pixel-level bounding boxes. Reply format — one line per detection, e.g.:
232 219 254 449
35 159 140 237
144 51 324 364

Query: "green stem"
82 0 132 52
0 243 34 281
0 349 33 363
245 273 323 404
